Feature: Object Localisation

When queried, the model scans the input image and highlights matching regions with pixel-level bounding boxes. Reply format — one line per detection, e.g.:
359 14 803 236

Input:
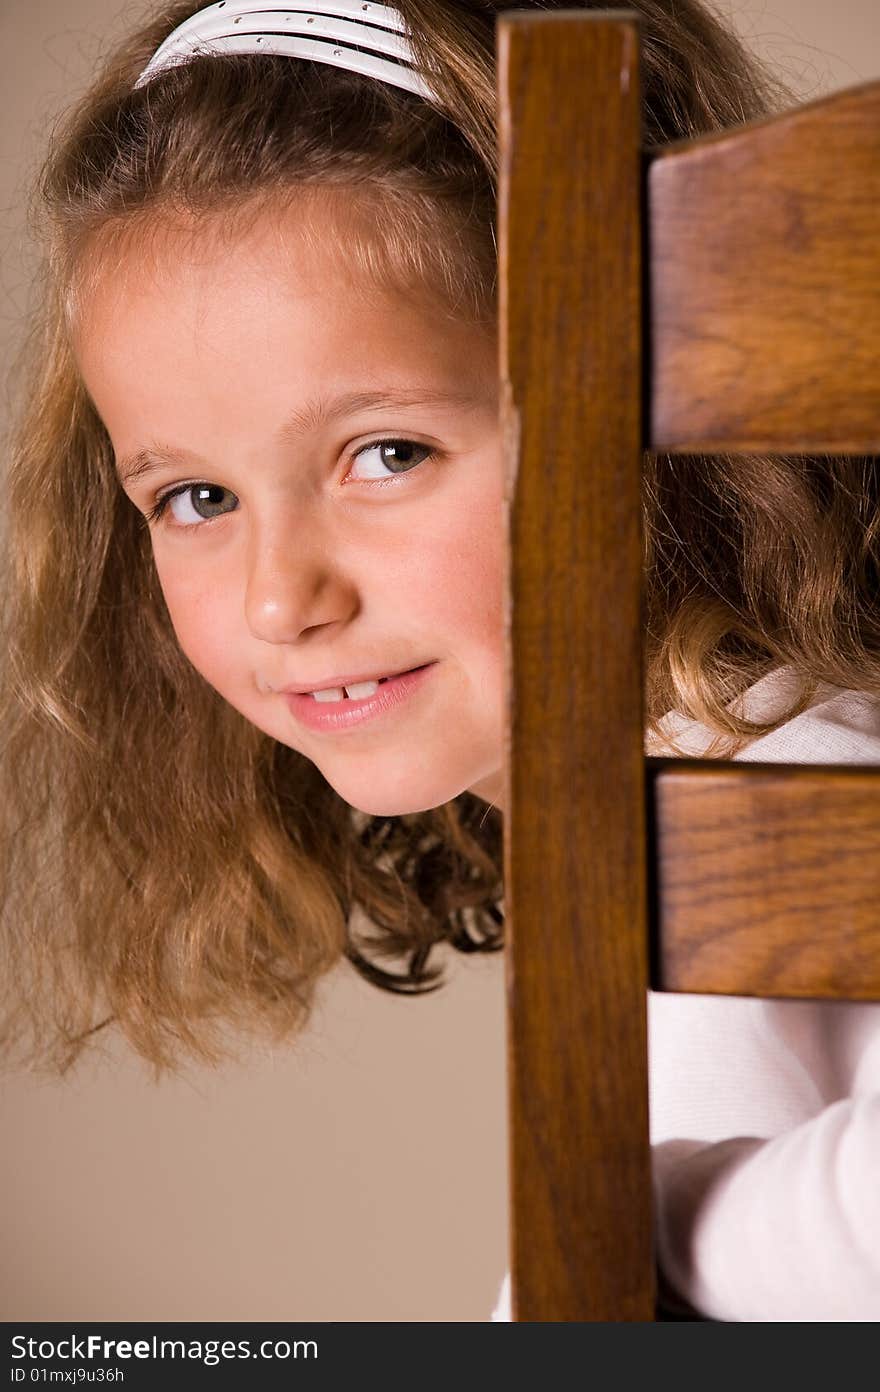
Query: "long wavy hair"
4 0 877 1076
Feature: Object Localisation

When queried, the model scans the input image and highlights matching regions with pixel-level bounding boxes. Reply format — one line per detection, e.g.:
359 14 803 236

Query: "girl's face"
71 202 505 816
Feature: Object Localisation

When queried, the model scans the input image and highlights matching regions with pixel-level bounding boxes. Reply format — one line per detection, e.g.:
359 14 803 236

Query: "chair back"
496 8 880 1320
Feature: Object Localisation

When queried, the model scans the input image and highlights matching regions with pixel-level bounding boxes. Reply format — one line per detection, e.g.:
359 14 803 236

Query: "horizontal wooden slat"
648 80 880 454
649 761 880 998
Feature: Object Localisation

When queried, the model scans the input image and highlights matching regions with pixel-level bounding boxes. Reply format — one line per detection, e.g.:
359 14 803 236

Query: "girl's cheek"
157 565 234 665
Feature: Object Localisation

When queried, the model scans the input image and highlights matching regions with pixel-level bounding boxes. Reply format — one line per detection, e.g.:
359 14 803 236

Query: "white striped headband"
134 0 439 103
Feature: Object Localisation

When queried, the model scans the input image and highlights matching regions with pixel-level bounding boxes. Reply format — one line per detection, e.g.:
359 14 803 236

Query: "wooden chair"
496 9 880 1320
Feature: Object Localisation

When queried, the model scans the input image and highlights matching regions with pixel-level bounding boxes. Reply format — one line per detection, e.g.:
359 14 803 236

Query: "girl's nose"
243 518 358 645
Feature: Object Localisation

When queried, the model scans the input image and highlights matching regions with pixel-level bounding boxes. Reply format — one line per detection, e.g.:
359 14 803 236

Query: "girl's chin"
327 769 493 819
341 790 452 817
339 783 504 820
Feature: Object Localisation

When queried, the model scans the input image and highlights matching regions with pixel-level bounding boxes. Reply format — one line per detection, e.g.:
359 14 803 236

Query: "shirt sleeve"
490 1270 511 1321
653 1098 880 1320
649 992 880 1319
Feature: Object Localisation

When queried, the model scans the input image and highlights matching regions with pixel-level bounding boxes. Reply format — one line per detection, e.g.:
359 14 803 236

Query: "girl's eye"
146 483 237 527
348 437 434 484
144 437 434 529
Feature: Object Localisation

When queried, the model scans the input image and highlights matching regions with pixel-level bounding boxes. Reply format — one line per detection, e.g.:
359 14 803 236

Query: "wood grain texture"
648 81 880 454
650 761 880 998
497 12 653 1321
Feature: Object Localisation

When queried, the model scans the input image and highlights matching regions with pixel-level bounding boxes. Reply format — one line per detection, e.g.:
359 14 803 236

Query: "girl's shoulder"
646 665 880 766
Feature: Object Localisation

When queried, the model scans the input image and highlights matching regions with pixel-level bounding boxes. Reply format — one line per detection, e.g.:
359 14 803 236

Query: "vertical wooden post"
497 11 653 1320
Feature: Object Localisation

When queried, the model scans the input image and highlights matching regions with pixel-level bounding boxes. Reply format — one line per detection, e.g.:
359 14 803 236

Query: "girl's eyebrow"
116 385 489 485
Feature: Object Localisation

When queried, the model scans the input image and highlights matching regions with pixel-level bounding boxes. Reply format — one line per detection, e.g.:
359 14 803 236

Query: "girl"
2 0 879 1321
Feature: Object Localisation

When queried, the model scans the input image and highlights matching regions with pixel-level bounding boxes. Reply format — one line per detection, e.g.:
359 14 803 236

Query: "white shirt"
492 668 880 1320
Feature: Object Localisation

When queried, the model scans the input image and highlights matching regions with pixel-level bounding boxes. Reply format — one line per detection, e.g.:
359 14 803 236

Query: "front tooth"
344 680 380 700
312 686 346 702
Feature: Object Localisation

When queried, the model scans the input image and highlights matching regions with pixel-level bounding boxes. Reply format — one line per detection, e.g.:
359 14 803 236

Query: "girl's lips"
283 662 438 732
284 663 416 694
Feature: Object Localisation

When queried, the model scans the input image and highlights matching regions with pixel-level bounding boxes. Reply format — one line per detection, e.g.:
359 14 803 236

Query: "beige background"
1 0 878 1322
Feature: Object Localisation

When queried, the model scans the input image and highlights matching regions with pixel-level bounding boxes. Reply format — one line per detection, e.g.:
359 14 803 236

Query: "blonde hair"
3 0 877 1076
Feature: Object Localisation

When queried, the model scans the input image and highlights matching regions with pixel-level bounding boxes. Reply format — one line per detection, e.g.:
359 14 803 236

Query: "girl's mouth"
282 663 438 732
